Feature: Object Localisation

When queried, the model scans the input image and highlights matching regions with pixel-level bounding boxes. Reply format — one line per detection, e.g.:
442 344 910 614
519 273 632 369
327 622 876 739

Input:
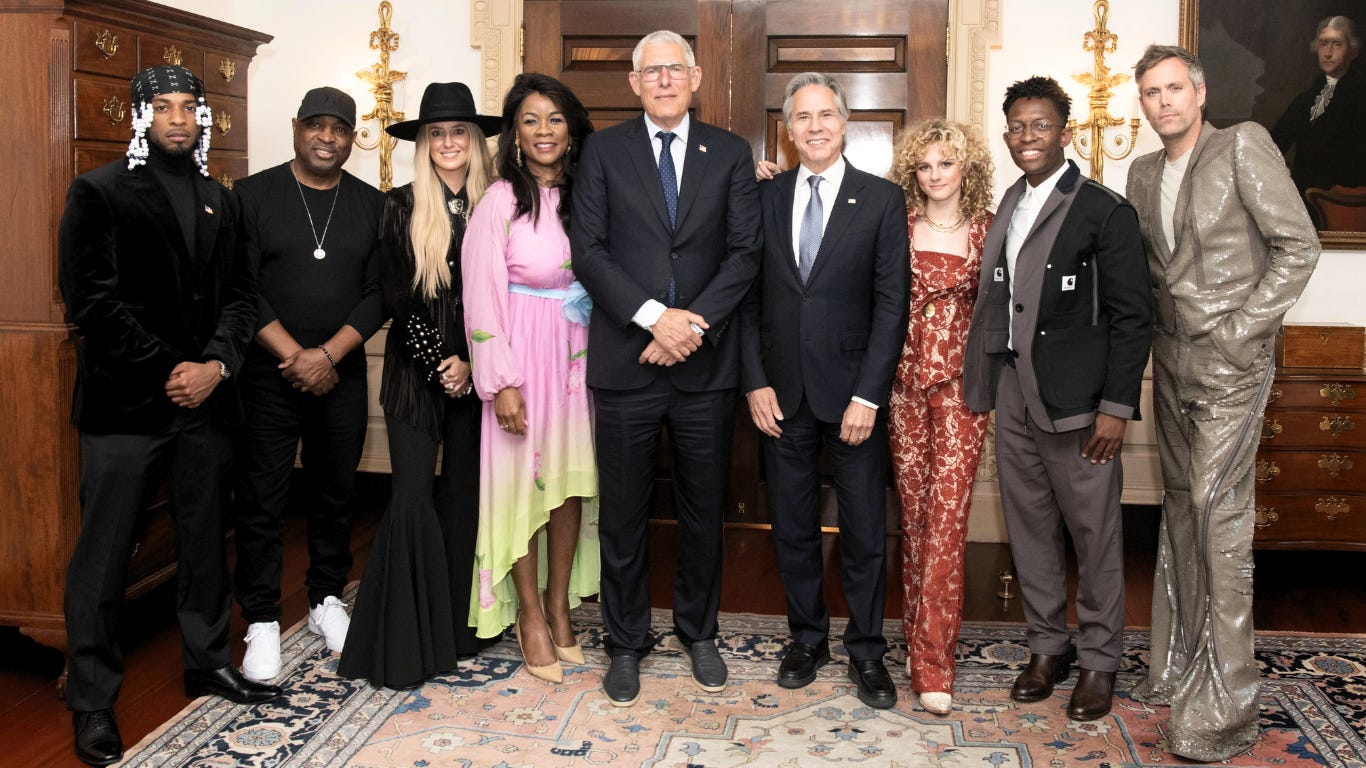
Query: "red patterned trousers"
889 375 988 693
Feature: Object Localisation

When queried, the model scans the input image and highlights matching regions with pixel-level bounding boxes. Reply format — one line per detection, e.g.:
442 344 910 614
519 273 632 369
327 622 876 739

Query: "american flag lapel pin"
847 198 856 204
698 144 708 153
203 205 214 215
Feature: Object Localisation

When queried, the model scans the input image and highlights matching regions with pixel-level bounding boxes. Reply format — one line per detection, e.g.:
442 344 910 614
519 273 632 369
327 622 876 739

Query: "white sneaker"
308 596 349 653
241 621 281 682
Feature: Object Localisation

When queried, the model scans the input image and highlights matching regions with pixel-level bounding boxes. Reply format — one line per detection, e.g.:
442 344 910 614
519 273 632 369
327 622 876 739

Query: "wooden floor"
4 473 1364 767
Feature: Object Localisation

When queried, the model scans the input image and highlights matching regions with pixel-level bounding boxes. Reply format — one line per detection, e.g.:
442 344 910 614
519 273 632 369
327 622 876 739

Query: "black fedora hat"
386 82 501 140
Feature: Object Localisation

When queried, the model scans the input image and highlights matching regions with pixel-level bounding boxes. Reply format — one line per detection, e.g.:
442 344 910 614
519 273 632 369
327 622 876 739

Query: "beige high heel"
542 595 585 665
513 622 563 684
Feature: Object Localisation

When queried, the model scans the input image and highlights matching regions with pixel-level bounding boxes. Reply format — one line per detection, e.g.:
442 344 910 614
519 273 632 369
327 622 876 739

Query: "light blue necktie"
657 131 679 304
798 175 824 284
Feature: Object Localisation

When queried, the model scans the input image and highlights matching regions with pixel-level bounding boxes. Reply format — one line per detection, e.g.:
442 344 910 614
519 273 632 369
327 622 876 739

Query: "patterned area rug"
120 601 1366 767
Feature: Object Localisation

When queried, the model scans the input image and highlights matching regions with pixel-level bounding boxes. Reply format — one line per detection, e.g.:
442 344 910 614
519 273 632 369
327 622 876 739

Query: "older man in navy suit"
571 29 762 707
740 72 909 708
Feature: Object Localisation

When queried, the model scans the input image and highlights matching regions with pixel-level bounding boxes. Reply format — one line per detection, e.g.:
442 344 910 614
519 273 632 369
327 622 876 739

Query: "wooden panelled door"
525 0 949 527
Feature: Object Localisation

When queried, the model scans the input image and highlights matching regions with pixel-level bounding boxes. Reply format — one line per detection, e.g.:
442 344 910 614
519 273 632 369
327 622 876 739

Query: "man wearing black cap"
231 86 386 681
58 64 280 767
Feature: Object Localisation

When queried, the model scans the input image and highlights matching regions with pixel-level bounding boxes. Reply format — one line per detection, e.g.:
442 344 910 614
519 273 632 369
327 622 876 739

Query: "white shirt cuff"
632 300 667 330
851 396 878 410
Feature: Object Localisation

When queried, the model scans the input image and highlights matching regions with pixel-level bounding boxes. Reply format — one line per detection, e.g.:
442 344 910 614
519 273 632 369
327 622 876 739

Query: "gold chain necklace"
921 210 966 233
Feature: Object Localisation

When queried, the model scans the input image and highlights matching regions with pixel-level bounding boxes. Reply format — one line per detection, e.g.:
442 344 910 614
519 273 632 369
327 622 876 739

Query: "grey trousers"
995 363 1126 672
1134 329 1273 761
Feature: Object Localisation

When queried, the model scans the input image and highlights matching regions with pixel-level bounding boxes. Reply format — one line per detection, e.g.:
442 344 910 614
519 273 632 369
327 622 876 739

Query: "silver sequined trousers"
1132 329 1271 761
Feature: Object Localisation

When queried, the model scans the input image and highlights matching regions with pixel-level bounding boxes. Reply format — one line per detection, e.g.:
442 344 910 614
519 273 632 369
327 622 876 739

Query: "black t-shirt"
234 162 386 371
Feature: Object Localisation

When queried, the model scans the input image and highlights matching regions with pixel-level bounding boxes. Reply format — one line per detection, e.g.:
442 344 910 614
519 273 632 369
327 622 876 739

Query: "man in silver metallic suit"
1127 44 1320 762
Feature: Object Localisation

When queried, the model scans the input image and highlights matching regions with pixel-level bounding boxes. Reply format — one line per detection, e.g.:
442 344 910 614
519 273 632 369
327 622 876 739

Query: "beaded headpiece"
125 65 212 176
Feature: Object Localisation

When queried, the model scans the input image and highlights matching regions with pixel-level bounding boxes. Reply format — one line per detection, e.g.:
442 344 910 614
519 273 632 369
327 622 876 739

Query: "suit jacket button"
671 252 679 260
1014 303 1023 313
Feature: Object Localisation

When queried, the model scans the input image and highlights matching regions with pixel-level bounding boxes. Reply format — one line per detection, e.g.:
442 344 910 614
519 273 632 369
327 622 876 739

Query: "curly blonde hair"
888 119 994 219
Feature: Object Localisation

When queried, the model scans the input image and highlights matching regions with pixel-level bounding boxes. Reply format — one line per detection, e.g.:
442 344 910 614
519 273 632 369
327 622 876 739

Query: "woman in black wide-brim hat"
339 82 502 688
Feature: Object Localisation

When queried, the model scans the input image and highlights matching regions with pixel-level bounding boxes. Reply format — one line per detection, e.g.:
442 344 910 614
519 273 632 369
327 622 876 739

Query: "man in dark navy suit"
739 72 909 708
571 29 761 707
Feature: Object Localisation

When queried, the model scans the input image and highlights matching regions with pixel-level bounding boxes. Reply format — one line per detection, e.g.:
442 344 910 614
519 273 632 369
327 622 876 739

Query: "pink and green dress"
461 179 599 638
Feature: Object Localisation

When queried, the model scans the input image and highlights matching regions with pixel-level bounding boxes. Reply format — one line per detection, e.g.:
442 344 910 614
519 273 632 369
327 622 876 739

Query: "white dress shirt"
1003 161 1068 350
632 113 693 330
790 157 846 267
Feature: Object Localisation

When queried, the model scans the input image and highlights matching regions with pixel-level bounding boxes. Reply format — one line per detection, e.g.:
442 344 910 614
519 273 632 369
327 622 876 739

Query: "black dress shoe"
777 642 831 689
1010 647 1076 703
603 654 641 707
1067 668 1116 720
185 665 282 704
72 709 122 766
848 658 897 708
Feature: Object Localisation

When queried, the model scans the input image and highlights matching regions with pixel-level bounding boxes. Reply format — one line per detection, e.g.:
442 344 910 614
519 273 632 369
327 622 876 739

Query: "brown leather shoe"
1010 647 1076 703
1066 668 1116 720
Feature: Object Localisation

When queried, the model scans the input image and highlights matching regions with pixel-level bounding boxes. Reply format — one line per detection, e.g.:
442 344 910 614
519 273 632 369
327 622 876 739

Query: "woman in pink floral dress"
462 74 598 683
887 119 995 715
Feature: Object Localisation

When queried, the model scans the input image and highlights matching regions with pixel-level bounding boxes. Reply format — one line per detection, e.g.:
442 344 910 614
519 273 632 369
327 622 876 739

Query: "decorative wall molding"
947 0 1000 137
471 0 523 116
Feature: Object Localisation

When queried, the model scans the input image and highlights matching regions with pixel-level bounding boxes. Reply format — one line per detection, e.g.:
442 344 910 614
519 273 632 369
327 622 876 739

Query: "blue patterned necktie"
657 131 679 303
798 175 824 284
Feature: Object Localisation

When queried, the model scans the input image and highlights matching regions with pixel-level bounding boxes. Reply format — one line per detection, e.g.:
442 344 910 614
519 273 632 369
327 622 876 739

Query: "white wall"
986 0 1357 325
158 0 484 187
163 0 1363 323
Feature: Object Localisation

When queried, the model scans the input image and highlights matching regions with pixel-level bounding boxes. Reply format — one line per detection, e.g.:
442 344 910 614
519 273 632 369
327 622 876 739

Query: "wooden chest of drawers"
1255 368 1366 550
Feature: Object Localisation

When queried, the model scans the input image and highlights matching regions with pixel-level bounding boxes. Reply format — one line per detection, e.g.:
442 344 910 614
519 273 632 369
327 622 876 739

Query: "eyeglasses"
637 63 690 82
1005 120 1059 136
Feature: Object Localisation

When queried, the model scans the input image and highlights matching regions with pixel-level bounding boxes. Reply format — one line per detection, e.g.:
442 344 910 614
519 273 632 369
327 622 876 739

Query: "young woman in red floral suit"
886 120 995 715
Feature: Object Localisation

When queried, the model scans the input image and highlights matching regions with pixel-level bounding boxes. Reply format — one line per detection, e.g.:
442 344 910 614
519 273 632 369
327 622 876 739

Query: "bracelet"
317 344 338 368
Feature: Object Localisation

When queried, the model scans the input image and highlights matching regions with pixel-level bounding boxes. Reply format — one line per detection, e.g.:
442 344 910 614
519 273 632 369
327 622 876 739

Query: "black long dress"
338 182 496 688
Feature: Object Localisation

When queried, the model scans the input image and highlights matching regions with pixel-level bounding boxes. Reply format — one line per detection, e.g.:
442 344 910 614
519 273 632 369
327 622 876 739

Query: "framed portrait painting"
1181 0 1366 248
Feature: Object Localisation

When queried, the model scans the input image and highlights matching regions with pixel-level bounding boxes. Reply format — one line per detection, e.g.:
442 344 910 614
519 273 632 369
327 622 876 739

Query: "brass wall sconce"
1067 0 1140 184
355 1 406 191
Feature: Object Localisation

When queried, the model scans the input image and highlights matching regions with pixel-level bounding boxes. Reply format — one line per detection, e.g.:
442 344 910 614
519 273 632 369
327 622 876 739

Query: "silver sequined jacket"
1126 121 1320 369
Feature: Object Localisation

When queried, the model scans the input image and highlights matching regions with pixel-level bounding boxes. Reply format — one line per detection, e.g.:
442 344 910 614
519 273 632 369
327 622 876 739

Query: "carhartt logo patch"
1061 275 1077 291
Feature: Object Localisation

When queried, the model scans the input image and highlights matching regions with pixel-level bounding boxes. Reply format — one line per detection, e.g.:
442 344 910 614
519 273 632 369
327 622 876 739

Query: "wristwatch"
215 359 231 380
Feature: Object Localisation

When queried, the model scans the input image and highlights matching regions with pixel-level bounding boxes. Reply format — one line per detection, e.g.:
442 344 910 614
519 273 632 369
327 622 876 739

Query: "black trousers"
593 377 735 658
233 359 368 621
64 410 232 712
386 396 484 650
764 398 889 662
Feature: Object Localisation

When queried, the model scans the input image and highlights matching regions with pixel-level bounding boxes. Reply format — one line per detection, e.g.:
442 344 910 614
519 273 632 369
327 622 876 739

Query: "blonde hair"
888 119 994 220
410 122 492 300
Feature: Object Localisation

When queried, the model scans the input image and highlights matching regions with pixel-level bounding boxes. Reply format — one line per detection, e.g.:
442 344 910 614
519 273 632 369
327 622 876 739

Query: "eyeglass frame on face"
1005 119 1060 137
637 63 691 82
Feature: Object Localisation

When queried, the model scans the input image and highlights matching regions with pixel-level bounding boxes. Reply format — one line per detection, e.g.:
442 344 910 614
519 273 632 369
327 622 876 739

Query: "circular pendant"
313 247 326 260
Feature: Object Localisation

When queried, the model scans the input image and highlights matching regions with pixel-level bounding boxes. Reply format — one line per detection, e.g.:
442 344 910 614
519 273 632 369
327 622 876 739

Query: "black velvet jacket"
378 182 471 437
57 156 257 434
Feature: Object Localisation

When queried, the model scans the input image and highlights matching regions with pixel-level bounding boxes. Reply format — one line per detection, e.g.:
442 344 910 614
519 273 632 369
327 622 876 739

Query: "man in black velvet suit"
57 65 279 767
571 29 761 707
739 72 909 708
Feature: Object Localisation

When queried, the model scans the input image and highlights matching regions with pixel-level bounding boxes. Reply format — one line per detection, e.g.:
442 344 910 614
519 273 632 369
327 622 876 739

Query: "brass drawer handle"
102 96 126 125
1261 418 1283 441
1255 459 1280 484
1321 383 1356 405
1254 505 1279 529
216 173 234 189
1320 414 1356 437
219 58 237 83
1267 385 1283 405
215 111 232 136
95 29 120 60
1319 453 1354 477
163 45 183 66
1315 496 1351 521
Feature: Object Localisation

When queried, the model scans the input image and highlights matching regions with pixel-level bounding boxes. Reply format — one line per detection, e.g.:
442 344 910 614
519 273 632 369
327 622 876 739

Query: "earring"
516 142 523 167
566 139 572 154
